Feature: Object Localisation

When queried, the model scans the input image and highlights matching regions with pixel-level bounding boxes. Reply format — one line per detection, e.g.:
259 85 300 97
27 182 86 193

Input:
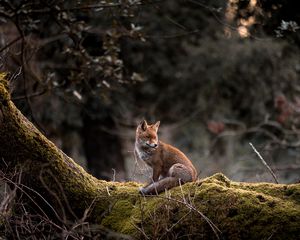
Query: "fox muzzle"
146 142 158 148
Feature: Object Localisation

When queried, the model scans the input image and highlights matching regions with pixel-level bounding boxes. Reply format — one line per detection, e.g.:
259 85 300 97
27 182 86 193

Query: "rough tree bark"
0 74 299 239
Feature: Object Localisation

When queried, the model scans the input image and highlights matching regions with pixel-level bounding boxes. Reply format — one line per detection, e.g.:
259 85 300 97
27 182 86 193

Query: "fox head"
136 120 160 149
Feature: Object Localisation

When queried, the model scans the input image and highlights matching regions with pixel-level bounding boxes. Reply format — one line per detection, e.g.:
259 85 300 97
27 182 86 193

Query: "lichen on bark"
0 73 299 239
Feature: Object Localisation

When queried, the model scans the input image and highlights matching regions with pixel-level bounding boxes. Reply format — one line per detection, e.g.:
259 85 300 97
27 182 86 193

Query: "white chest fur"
135 146 153 166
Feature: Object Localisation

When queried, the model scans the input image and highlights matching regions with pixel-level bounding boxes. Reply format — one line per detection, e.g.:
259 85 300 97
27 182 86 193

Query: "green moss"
100 174 300 239
196 176 300 239
101 200 136 234
203 172 231 187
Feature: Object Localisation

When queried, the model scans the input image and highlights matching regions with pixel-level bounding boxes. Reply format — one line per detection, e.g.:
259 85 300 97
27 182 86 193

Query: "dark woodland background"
0 0 300 184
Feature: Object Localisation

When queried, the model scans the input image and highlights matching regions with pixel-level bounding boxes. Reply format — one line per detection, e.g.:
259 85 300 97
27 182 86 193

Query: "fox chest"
135 148 154 166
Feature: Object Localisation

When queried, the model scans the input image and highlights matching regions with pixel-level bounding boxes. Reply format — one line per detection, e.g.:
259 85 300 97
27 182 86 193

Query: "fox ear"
153 121 160 131
139 120 148 131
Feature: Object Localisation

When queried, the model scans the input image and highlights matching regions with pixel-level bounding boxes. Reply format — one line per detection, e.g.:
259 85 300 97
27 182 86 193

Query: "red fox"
135 120 197 195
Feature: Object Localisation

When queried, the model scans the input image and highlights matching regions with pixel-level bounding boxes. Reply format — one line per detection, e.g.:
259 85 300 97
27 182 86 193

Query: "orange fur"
135 120 197 195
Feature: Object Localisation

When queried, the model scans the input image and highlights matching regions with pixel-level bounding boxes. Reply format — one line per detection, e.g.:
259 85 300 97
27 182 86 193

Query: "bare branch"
249 142 279 184
0 36 22 53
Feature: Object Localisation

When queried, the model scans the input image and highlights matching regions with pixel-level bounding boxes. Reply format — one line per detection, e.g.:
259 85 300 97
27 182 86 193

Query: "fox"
135 120 197 195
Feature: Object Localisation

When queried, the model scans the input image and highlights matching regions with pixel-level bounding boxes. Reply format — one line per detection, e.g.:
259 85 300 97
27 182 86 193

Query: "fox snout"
146 141 158 148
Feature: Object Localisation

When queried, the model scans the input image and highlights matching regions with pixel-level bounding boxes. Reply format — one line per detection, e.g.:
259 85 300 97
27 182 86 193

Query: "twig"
0 36 23 53
112 168 116 182
0 171 50 219
106 186 111 196
131 222 150 240
249 142 279 184
147 194 222 239
12 89 47 101
161 210 191 239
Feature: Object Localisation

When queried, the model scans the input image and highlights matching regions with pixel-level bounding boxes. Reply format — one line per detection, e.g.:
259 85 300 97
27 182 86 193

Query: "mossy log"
0 73 299 239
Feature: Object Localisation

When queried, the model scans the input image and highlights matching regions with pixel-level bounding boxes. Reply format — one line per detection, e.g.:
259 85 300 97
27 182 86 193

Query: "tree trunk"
82 98 126 181
0 74 299 240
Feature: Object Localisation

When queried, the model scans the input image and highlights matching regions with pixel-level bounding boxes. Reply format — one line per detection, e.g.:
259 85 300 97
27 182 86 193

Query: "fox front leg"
139 166 161 195
151 167 161 182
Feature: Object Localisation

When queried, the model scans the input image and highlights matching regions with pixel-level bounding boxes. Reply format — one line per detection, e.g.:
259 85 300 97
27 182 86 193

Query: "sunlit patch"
225 0 258 38
249 0 257 9
238 26 250 38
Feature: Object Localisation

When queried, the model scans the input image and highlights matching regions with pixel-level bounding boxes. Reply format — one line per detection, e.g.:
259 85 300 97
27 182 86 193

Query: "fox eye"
146 135 153 139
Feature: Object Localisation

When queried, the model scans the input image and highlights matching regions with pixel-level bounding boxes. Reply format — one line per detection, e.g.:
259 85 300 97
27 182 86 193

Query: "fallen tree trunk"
0 73 299 239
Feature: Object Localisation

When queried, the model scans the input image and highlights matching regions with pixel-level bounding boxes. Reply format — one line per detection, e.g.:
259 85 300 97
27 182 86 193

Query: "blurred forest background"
0 0 299 184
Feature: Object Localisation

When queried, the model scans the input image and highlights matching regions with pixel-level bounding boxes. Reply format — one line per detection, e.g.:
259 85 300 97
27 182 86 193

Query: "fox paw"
138 187 147 195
